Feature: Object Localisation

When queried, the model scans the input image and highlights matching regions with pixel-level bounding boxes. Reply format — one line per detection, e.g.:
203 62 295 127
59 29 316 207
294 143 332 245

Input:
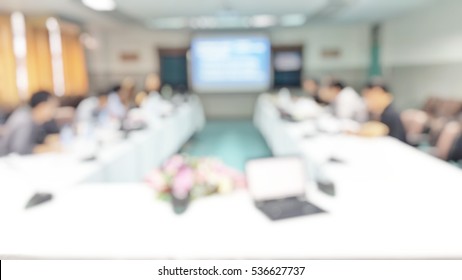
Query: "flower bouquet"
145 154 246 214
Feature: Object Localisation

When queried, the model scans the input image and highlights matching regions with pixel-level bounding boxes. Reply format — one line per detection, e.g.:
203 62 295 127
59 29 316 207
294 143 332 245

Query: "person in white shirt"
107 85 127 120
136 73 174 121
135 73 162 107
319 80 368 122
76 91 112 125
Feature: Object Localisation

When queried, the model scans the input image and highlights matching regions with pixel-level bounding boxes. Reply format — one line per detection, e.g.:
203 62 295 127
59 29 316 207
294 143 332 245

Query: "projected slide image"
191 36 271 93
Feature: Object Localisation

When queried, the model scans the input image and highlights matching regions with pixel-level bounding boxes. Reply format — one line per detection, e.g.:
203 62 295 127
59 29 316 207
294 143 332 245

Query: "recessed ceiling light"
189 17 219 29
250 15 277 28
280 14 306 27
213 16 249 29
148 17 187 29
188 15 249 29
82 0 116 11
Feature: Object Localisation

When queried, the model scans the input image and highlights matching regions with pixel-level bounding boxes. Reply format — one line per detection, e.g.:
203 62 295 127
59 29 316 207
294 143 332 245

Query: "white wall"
270 25 370 71
85 23 371 118
383 0 462 66
382 0 462 109
86 23 370 84
85 25 190 91
88 24 371 71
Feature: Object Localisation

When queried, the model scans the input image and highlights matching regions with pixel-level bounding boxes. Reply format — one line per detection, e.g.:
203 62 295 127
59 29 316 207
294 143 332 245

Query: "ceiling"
0 0 440 30
0 0 121 28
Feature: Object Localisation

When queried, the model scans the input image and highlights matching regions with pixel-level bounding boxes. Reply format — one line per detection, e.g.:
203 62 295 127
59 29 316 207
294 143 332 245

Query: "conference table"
2 94 462 259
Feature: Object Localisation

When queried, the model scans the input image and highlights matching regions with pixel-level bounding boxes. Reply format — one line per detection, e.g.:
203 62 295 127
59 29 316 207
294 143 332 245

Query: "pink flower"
172 166 195 199
195 169 207 185
223 167 247 189
145 169 168 192
233 173 247 189
163 154 185 175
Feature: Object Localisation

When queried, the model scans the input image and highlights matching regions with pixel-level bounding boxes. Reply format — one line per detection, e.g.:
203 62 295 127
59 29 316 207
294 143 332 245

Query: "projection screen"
190 34 271 93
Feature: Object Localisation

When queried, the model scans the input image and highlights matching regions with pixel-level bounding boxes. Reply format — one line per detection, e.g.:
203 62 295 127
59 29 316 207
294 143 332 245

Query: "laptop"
246 157 325 221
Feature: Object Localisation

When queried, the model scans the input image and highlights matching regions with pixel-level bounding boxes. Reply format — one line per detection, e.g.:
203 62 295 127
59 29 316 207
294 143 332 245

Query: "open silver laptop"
246 157 325 220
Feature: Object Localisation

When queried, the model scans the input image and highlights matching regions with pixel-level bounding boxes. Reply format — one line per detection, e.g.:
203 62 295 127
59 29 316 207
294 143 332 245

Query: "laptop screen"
245 157 307 201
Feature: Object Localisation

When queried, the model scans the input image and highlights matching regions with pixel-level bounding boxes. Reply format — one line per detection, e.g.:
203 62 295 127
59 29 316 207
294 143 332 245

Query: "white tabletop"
1 181 462 259
2 94 462 259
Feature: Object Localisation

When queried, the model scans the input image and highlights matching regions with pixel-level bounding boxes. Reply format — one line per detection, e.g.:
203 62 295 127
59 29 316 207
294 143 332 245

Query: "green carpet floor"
181 120 272 171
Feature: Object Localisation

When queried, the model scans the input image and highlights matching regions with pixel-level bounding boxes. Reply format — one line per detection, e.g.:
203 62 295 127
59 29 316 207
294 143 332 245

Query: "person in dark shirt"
0 91 59 156
359 83 407 142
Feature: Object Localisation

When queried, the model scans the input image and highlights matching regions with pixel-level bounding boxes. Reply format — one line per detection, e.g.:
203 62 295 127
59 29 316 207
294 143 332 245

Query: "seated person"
145 73 161 95
35 119 61 145
319 80 368 122
135 73 162 107
107 85 127 120
103 79 136 122
0 91 59 156
358 83 407 142
302 77 325 105
137 73 174 118
118 77 137 110
0 109 6 125
77 90 113 123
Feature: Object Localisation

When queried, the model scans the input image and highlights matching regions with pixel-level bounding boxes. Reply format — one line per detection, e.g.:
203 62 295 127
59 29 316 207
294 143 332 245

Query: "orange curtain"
0 15 20 106
26 18 54 97
1 16 89 104
60 23 89 96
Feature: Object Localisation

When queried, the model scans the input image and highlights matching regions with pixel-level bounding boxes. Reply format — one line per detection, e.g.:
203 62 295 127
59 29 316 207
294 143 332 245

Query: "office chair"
433 121 462 161
401 109 429 146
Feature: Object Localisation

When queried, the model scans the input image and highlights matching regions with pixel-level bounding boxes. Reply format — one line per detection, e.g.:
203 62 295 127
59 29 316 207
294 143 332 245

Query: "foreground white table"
2 94 462 259
1 181 462 259
249 94 462 258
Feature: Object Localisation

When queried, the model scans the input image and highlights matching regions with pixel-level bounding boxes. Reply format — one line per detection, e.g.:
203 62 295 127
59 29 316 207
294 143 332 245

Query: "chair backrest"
401 109 429 145
422 96 441 116
448 133 462 162
444 100 462 118
428 117 450 146
401 109 429 134
435 121 462 160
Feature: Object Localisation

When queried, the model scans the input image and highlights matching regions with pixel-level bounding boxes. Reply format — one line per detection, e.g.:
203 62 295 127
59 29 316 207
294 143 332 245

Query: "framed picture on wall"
119 51 140 62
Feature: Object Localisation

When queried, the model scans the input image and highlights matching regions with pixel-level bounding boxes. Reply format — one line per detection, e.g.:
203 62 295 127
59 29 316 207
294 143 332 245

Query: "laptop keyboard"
257 197 325 221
